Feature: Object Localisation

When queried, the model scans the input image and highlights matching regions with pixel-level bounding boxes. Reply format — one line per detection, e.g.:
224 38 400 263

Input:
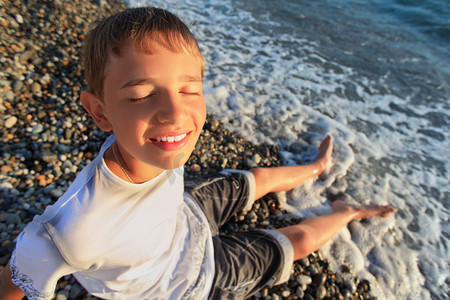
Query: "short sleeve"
10 220 76 300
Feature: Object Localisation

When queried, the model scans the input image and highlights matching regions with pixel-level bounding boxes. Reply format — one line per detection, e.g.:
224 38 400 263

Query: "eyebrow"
179 74 203 83
120 75 202 90
120 78 155 90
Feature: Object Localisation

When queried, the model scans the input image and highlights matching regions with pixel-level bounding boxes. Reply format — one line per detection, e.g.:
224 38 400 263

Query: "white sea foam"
130 0 449 299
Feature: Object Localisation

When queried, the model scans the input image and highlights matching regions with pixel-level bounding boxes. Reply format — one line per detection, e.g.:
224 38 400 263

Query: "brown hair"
82 7 204 99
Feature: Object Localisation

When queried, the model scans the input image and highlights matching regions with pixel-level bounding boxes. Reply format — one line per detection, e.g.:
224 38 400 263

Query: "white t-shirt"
11 135 214 300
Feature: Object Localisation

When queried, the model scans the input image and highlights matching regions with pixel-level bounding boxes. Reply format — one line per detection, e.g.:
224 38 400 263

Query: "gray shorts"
185 170 294 299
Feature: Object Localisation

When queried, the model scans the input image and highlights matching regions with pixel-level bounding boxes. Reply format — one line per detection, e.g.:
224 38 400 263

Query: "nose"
155 91 186 125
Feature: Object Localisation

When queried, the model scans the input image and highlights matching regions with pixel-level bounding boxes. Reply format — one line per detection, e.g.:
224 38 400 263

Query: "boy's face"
96 41 206 178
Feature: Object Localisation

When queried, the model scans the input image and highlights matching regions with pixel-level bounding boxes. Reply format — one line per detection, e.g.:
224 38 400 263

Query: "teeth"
155 133 187 143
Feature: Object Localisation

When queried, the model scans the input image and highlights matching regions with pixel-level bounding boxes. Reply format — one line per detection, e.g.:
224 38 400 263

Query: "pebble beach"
1 1 376 299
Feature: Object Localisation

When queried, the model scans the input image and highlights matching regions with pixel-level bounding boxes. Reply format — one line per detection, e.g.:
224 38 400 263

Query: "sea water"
128 0 449 299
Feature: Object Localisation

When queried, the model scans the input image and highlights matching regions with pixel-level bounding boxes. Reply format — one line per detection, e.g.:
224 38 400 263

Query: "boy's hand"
0 263 25 300
316 135 333 173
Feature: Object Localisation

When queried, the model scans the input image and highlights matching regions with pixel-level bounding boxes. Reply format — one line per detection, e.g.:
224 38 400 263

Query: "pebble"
260 287 268 297
6 214 21 225
32 124 44 134
15 14 24 24
31 82 41 93
345 279 357 294
316 285 327 299
41 152 59 164
299 257 310 267
296 274 312 285
247 210 258 223
19 50 35 64
50 188 64 198
252 153 262 164
69 283 84 298
314 272 327 286
0 213 9 222
244 158 258 168
190 164 201 172
4 116 17 128
55 290 69 300
295 287 304 298
12 80 23 92
260 220 270 226
1 165 12 173
303 293 314 300
342 289 352 299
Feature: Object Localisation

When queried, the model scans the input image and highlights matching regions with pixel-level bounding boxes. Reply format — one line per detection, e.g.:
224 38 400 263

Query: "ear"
80 91 113 132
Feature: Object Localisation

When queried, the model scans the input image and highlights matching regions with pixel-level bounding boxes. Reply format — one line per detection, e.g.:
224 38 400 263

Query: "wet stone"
244 158 258 168
252 153 262 164
345 279 357 294
226 143 237 152
316 285 327 299
247 210 258 223
342 289 352 299
303 293 315 300
313 272 327 286
296 274 312 286
358 279 371 293
299 257 310 267
309 263 320 277
295 287 304 298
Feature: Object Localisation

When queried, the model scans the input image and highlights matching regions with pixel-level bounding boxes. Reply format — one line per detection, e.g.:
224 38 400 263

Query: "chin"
158 152 190 170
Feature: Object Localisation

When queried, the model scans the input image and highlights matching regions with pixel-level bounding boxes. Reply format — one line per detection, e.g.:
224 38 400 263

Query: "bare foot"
331 200 397 220
317 135 333 168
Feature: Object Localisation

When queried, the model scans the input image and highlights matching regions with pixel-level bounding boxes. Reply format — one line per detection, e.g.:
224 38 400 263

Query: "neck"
104 143 164 184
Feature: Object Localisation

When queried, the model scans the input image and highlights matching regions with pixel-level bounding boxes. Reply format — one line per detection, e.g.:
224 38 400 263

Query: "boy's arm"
0 262 25 300
250 135 333 200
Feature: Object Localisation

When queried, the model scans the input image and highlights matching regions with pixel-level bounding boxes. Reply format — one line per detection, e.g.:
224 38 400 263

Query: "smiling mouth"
151 133 187 143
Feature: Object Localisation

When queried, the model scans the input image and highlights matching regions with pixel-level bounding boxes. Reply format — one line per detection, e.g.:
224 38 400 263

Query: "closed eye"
180 91 200 96
129 93 156 103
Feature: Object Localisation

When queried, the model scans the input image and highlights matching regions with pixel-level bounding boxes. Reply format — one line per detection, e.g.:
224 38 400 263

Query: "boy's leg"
209 230 293 300
185 172 294 299
185 170 255 236
208 200 395 299
275 200 396 260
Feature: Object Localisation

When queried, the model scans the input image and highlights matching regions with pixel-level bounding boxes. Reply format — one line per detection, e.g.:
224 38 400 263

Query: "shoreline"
0 0 374 299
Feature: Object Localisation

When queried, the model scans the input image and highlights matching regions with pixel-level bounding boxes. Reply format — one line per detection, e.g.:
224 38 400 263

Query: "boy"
0 7 395 300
